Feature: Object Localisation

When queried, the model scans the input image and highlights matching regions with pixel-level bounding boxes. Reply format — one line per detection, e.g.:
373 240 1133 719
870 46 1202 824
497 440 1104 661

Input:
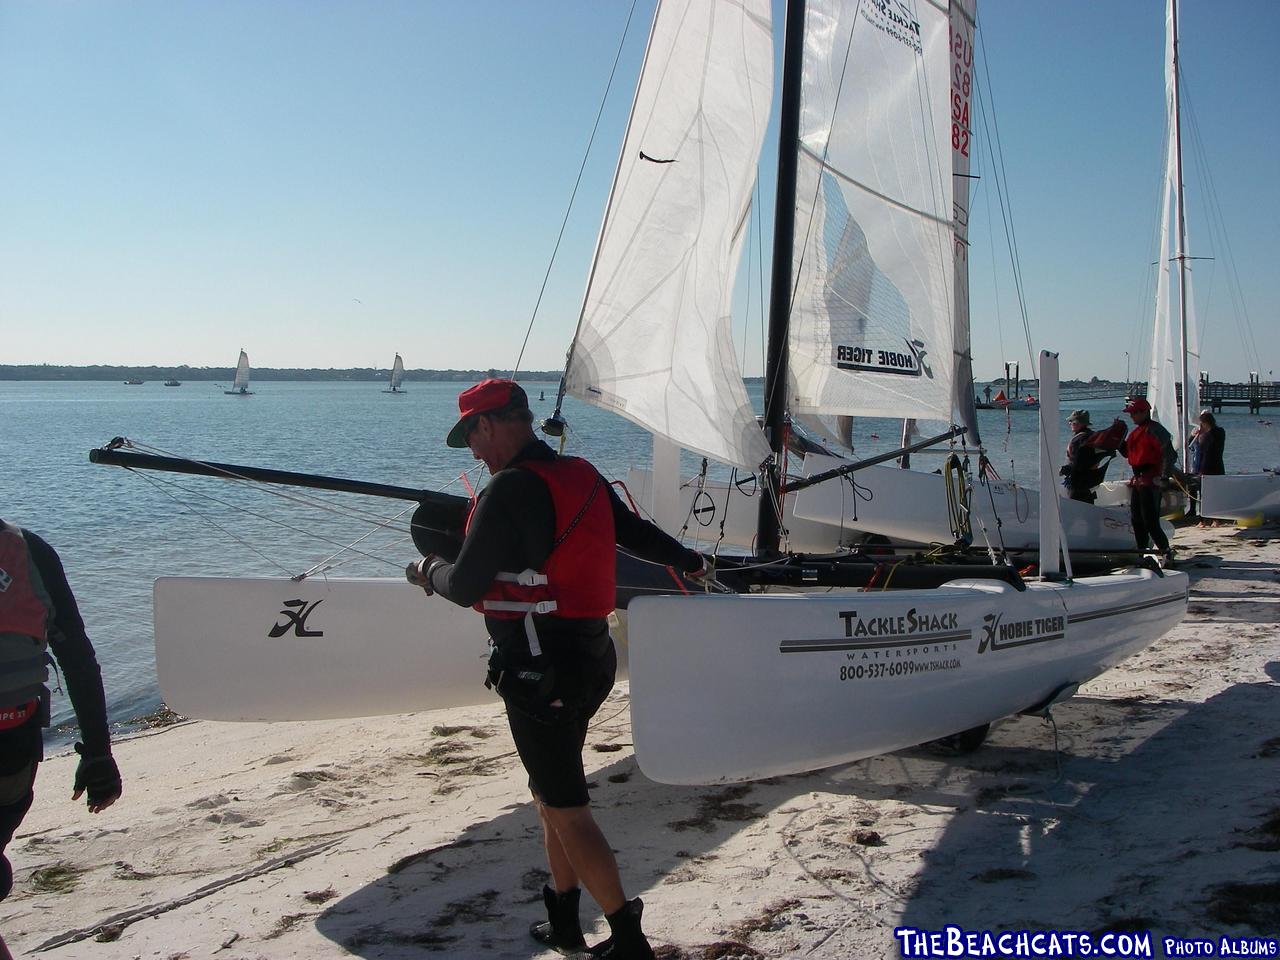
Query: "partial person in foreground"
1120 398 1175 565
0 520 122 960
406 379 707 960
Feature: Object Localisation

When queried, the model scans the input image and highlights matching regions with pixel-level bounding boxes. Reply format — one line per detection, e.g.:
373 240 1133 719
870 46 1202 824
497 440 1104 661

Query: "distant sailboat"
381 353 406 393
224 350 253 396
164 378 182 387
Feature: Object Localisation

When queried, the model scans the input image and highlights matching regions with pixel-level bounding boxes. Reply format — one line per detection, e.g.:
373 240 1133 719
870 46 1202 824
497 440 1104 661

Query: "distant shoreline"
0 364 564 383
3 365 1125 389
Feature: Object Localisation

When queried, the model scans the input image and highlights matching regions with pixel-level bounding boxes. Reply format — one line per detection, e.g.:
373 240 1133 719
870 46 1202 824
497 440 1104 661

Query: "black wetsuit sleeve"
26 532 112 756
608 484 703 572
427 470 555 607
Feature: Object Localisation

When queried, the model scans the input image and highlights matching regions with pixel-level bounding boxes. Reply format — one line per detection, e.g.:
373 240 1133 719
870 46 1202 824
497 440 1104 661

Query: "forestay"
788 0 956 424
563 0 773 470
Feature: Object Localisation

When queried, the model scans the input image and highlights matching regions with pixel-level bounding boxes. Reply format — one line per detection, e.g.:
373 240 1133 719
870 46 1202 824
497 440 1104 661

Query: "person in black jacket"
407 380 706 960
1190 411 1227 525
0 521 121 960
1060 410 1108 502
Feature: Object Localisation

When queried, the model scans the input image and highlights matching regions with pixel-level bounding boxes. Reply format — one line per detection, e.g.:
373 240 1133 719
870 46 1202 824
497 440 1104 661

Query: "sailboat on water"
382 353 407 394
90 0 1186 786
224 349 253 396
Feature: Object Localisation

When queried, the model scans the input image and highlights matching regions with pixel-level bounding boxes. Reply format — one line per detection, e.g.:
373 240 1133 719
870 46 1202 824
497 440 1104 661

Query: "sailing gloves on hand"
405 556 438 595
72 742 121 813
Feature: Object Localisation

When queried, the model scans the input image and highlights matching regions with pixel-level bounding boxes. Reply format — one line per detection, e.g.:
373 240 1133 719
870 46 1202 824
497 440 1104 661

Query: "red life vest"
0 523 49 642
466 457 616 622
0 522 52 719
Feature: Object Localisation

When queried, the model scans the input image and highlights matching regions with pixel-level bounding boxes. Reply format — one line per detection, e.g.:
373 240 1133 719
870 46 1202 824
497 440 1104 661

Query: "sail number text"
952 24 973 158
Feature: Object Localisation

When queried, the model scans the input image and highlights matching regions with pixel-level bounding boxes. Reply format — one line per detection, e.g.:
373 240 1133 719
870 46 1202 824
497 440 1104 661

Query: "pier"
1128 374 1280 415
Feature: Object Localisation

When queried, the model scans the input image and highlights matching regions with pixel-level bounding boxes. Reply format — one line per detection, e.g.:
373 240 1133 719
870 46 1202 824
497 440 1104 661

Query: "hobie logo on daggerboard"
978 612 1065 653
835 339 932 378
268 599 325 639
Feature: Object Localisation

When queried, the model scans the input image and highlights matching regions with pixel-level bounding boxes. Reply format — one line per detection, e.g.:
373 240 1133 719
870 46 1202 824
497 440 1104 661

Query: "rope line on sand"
33 838 343 951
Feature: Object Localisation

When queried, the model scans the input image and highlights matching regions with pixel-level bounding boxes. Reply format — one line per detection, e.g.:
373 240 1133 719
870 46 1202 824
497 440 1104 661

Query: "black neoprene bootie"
530 885 587 953
587 898 654 959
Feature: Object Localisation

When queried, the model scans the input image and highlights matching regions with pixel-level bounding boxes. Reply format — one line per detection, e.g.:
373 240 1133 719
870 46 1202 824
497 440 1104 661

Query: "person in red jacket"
407 379 707 960
1120 398 1174 565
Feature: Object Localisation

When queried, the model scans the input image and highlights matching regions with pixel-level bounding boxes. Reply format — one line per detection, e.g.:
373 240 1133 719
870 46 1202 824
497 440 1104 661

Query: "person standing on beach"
1120 398 1175 565
0 520 122 960
1189 410 1227 526
406 379 707 960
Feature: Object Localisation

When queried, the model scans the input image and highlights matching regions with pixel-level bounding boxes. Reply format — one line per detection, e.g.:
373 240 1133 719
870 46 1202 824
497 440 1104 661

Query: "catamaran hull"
154 577 500 721
627 569 1187 784
1199 472 1280 521
793 455 1143 552
150 569 677 722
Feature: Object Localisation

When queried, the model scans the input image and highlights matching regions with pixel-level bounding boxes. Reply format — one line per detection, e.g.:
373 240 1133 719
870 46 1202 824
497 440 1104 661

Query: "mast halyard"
758 0 807 558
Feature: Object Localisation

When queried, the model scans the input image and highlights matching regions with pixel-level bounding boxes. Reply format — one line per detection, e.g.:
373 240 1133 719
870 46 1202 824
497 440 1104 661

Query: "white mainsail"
389 353 405 391
787 0 956 424
232 350 250 391
1148 0 1201 458
563 0 772 470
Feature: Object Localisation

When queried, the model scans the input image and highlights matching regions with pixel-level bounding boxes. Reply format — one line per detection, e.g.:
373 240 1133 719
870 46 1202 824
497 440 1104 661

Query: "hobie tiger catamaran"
91 0 1186 786
553 0 1185 783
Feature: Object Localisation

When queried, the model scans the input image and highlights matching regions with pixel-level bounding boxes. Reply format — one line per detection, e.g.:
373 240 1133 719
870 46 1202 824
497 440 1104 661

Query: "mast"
757 0 806 557
1171 0 1191 472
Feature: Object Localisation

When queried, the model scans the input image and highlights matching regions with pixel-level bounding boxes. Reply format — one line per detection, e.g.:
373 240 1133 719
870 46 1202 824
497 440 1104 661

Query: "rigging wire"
510 0 642 380
975 24 1037 375
109 438 485 576
126 468 411 575
1180 76 1264 375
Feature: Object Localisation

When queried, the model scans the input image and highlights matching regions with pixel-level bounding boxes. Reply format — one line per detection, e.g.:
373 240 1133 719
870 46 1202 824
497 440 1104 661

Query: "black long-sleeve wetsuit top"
1 527 111 767
424 439 702 654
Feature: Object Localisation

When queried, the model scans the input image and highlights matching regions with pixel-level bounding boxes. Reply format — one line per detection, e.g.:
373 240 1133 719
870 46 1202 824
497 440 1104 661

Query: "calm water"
3 379 1276 744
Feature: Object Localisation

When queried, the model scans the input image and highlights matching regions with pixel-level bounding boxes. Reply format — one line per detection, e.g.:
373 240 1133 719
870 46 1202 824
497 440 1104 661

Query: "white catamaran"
224 349 253 396
95 0 1187 787
1148 1 1280 524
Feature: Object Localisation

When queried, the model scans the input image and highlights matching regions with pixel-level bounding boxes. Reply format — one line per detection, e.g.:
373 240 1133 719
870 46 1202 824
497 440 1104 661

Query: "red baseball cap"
446 378 529 447
1123 397 1151 414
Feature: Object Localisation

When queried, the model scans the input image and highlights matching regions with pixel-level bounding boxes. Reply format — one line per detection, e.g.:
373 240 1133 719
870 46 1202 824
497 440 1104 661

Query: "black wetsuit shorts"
504 641 617 809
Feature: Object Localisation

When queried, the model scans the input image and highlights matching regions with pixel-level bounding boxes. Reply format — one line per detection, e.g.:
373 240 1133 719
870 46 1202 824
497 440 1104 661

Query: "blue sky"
1 0 1275 382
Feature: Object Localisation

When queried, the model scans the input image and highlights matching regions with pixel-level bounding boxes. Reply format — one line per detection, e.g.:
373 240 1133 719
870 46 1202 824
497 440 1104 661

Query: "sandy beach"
2 523 1277 959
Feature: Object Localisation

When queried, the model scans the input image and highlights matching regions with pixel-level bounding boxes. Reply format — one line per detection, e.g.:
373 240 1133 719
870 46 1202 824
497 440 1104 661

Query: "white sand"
3 524 1278 959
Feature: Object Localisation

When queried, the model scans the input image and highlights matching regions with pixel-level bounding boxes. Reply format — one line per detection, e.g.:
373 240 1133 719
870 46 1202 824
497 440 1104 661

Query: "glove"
405 556 436 595
73 742 121 813
687 555 716 588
